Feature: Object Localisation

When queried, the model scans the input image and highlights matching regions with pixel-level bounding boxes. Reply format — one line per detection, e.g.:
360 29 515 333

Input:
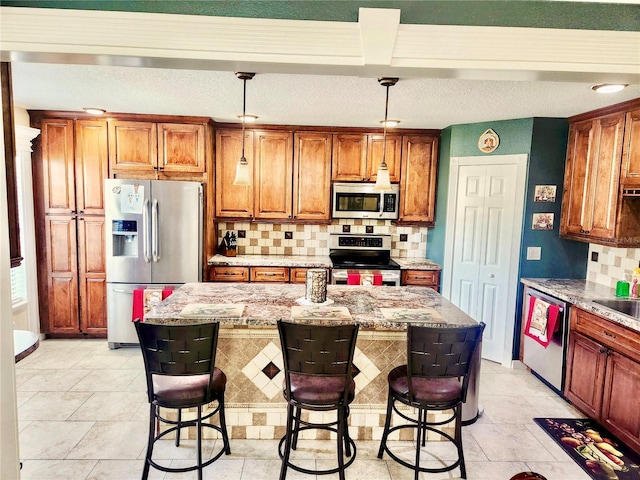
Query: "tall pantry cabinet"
31 115 108 336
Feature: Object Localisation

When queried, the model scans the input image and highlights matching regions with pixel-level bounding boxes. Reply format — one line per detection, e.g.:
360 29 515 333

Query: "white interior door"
443 155 527 366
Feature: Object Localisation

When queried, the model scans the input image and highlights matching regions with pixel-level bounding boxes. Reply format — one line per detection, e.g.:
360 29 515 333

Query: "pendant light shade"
233 72 255 186
374 77 399 191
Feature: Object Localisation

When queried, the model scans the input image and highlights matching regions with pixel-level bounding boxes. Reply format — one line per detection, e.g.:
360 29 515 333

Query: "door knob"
488 273 495 278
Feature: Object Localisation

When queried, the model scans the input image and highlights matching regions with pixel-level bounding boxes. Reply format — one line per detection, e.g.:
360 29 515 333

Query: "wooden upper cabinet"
158 123 205 173
40 119 76 214
398 135 439 225
109 120 207 174
621 108 640 186
560 112 626 243
332 134 368 181
293 132 332 221
366 134 401 183
75 119 108 215
253 130 293 220
215 129 254 218
108 120 157 172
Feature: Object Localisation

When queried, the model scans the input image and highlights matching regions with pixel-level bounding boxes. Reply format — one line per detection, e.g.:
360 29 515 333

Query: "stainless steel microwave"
332 183 399 220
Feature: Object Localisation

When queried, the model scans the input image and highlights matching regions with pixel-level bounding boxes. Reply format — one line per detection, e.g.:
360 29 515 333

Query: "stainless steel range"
329 234 401 286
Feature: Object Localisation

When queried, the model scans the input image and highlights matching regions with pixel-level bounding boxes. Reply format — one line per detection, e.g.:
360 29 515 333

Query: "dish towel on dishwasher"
347 271 383 286
524 296 560 348
132 287 174 322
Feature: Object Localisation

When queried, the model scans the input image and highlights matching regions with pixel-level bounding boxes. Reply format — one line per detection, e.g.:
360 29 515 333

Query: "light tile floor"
15 339 591 480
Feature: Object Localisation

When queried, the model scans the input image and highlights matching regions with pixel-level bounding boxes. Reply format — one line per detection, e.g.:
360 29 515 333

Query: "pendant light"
374 77 399 191
233 72 256 186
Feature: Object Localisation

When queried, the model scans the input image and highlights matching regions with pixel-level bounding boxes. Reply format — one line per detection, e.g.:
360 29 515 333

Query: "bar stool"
377 322 485 480
277 320 360 480
135 321 230 480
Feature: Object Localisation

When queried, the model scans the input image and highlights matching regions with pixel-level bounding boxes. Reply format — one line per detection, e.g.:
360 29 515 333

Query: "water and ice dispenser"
111 220 138 257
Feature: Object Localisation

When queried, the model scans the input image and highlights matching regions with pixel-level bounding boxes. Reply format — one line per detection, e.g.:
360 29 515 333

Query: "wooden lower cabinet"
43 215 106 336
210 266 250 282
401 269 440 291
565 308 640 453
210 266 327 284
250 267 289 283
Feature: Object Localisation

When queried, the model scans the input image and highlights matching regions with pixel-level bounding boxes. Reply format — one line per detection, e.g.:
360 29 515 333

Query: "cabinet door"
601 350 640 453
45 216 79 334
108 120 157 172
290 267 309 284
77 216 107 334
75 120 108 216
621 108 640 186
215 129 254 218
253 130 293 220
40 119 75 215
367 134 401 182
564 331 606 419
157 123 206 173
398 135 438 224
587 113 624 239
561 120 594 237
293 133 332 221
332 134 367 181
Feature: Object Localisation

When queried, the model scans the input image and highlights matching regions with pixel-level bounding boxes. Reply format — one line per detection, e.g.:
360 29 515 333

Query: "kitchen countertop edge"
208 254 441 270
521 278 640 333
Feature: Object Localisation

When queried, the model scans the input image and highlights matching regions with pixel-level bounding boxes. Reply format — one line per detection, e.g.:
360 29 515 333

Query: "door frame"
442 154 528 367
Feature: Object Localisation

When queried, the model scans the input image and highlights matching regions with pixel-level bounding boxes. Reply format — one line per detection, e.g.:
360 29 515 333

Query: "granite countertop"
393 258 441 270
521 278 640 333
208 254 332 268
208 254 441 270
145 282 476 330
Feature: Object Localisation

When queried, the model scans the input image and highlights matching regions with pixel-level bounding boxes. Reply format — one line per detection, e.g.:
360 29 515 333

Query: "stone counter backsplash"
217 219 427 258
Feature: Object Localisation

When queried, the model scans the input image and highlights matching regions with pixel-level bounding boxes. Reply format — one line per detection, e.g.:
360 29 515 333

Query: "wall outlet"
526 246 541 261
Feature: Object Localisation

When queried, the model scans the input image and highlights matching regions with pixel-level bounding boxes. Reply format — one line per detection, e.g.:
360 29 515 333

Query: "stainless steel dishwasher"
522 287 569 395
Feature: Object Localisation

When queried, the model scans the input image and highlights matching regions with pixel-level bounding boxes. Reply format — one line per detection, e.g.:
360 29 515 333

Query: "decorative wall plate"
478 128 499 153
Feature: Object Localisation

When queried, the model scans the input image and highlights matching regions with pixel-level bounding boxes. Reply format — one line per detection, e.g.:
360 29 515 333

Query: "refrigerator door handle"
143 198 151 263
152 198 160 263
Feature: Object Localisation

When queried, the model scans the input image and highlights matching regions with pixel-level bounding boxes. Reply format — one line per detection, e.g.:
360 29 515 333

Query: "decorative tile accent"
219 220 428 257
241 341 284 400
587 244 640 288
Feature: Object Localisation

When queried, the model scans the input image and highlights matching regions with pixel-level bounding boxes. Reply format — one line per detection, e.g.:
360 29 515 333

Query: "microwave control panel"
383 193 397 212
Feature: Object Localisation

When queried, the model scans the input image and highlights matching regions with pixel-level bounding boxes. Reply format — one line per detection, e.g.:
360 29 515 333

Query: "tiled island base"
163 327 455 442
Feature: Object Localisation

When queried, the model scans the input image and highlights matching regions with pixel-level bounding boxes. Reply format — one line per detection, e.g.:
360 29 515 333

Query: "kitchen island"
145 282 479 441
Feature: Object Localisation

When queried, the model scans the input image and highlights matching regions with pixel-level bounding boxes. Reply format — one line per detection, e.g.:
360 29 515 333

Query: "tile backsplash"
217 219 427 258
587 244 640 288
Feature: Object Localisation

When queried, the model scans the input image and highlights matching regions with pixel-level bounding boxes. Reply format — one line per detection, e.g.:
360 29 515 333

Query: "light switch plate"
527 246 541 260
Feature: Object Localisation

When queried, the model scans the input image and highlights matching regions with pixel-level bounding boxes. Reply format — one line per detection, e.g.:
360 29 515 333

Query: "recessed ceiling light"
591 84 628 94
83 107 106 115
380 119 400 127
237 114 258 123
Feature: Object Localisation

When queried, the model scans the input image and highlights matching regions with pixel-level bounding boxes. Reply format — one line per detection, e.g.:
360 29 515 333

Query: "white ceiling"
12 62 640 130
5 6 640 129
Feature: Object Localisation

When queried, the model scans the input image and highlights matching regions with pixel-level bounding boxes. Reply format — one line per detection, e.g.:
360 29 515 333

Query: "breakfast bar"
145 282 481 441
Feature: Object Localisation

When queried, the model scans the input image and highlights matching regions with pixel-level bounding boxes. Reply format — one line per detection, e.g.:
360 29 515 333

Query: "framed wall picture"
534 185 557 202
478 128 499 153
532 213 554 230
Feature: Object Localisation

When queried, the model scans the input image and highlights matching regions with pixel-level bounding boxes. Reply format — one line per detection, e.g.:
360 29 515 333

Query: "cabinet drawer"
250 267 289 283
210 266 249 282
401 270 440 288
572 308 640 363
290 268 308 284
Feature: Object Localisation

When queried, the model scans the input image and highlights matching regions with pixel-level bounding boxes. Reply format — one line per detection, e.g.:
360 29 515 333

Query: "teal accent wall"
1 1 638 30
427 117 588 360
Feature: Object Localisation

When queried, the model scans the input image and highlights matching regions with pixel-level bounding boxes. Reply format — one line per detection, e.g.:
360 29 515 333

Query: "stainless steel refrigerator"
105 179 203 348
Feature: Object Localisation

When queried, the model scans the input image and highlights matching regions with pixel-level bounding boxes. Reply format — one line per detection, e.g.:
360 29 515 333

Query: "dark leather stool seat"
135 321 230 480
277 320 359 480
378 322 485 480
